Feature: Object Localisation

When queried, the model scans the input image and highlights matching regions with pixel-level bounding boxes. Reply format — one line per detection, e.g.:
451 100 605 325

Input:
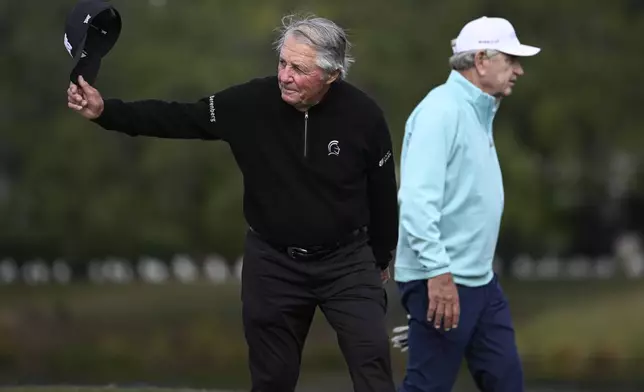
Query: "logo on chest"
328 140 340 156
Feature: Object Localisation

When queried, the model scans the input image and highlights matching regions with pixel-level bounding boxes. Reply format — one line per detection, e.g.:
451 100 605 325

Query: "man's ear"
325 70 341 84
474 50 488 76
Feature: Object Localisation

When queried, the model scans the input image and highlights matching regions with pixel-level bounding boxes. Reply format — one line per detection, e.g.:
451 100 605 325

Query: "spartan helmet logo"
328 140 340 156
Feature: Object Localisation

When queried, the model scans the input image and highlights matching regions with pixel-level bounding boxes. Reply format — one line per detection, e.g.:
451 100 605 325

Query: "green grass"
516 284 644 354
1 279 644 385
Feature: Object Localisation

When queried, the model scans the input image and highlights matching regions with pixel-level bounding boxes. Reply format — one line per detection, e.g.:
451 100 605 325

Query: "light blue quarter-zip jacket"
394 70 504 287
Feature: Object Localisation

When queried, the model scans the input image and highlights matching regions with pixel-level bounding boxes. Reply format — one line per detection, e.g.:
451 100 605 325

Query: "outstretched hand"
67 75 104 120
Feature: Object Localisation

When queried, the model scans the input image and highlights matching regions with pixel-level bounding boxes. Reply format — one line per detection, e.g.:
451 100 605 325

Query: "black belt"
251 226 367 261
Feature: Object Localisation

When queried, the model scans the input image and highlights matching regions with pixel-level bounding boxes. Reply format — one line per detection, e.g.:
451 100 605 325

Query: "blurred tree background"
2 0 644 266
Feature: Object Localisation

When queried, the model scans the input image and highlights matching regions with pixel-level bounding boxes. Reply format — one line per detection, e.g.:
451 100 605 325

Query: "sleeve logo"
379 150 392 167
208 95 216 123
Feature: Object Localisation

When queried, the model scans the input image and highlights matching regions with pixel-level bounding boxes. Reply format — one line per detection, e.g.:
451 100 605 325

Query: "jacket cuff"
373 248 394 270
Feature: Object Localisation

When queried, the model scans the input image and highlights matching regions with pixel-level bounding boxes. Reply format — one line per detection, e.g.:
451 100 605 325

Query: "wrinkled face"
277 35 337 110
477 52 524 97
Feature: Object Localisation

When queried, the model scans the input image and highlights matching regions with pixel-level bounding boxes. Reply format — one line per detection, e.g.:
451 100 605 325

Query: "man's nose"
279 67 293 82
514 62 524 76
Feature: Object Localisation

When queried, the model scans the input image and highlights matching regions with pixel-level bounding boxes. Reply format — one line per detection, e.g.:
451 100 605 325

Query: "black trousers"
241 229 396 392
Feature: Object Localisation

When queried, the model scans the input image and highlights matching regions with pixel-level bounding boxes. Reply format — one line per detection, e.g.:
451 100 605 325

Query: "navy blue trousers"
397 275 523 392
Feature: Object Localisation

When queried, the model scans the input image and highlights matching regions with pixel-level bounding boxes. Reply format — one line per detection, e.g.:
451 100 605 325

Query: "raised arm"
67 75 236 141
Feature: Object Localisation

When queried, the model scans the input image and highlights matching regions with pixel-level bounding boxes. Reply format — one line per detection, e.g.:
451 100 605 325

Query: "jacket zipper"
303 111 309 157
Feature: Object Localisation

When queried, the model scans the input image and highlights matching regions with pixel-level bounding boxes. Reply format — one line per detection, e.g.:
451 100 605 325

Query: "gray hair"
448 39 500 70
274 14 354 80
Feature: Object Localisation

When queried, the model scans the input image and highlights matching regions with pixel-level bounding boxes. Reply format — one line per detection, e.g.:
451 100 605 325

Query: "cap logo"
83 14 91 24
63 33 73 57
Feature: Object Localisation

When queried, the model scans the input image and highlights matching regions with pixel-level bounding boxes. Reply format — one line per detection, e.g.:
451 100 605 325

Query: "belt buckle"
287 246 309 259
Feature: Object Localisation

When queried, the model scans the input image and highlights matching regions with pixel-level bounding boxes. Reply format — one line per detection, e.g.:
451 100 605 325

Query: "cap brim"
70 55 102 85
499 44 541 57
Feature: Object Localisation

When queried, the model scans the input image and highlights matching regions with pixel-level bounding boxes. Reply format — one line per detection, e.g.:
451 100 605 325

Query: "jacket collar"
446 70 500 127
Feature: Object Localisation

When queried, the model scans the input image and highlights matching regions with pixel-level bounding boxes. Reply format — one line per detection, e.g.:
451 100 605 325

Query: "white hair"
448 39 500 70
274 14 354 80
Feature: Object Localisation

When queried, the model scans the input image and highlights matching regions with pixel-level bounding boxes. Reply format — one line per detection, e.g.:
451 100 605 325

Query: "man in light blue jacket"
392 16 540 392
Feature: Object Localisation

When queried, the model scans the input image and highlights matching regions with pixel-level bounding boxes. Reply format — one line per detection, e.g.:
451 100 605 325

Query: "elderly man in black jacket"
67 13 398 392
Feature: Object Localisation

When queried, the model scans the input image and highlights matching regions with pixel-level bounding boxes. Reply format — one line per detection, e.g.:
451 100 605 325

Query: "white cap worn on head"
452 16 540 57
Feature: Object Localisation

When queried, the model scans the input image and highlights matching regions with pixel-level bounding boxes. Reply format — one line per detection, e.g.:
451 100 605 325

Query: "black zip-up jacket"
92 76 398 268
